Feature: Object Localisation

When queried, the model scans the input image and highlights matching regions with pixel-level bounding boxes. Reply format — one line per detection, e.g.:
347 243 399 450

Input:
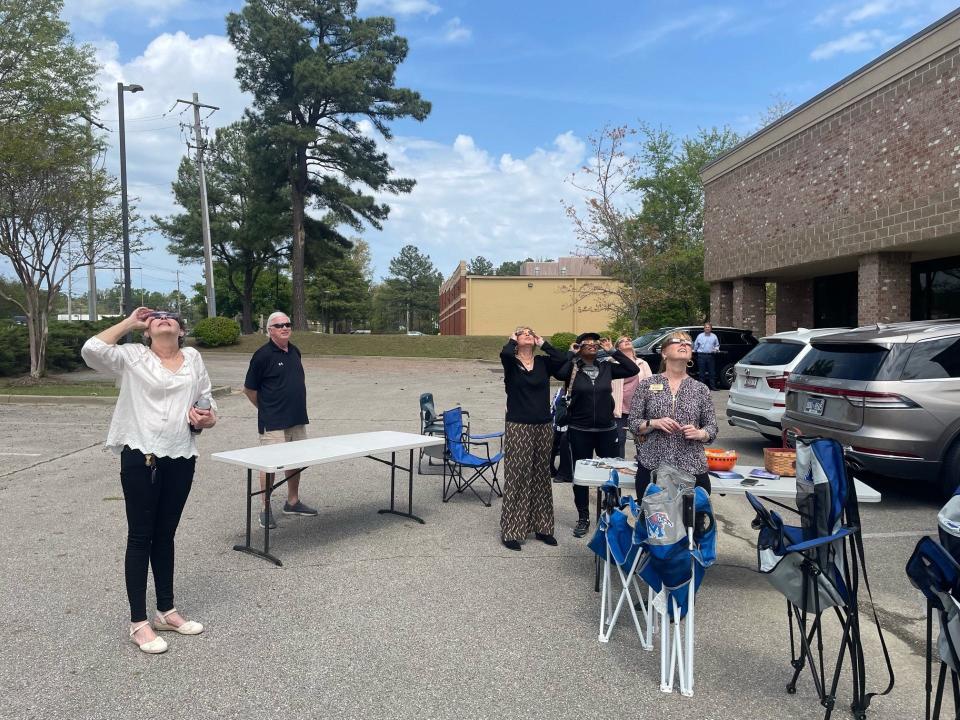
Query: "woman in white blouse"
81 307 217 655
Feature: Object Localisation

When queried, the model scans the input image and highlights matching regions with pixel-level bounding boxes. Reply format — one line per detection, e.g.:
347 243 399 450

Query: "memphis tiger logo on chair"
647 511 674 538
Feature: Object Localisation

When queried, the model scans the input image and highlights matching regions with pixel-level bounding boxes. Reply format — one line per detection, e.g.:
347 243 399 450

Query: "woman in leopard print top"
628 330 718 496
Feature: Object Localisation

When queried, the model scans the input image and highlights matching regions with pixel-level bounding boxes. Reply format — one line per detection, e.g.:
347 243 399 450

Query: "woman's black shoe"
535 533 558 546
503 539 522 551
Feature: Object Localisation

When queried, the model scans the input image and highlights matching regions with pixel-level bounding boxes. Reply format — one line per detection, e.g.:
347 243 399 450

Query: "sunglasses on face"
270 322 292 329
516 330 535 337
147 311 180 321
664 339 693 348
579 342 599 349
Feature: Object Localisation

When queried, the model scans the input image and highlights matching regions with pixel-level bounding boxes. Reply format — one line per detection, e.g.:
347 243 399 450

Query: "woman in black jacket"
557 332 640 537
499 327 570 550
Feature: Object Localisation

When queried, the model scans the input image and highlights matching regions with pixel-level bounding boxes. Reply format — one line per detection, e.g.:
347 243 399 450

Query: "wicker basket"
764 447 796 476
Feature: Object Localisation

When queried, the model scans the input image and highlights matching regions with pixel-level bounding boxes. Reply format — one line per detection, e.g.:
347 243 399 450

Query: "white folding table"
573 460 882 502
212 431 445 566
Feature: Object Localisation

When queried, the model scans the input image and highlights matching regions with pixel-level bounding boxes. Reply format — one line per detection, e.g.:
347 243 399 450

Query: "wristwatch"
645 419 651 429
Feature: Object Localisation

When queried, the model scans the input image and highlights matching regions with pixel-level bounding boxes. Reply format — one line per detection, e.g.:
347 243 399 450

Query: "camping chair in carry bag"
636 464 717 697
746 437 894 720
441 406 503 506
418 393 466 473
905 490 960 720
587 471 653 650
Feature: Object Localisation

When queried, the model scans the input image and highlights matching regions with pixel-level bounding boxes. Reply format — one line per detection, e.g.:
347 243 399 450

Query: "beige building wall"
465 277 620 336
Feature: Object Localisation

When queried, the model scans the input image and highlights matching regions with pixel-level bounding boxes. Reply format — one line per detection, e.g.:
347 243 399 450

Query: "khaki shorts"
259 424 308 445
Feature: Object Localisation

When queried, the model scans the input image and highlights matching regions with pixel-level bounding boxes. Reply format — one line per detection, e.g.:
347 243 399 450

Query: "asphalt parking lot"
0 352 948 719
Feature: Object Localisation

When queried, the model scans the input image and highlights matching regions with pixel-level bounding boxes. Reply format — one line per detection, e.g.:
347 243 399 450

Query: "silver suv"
784 319 960 495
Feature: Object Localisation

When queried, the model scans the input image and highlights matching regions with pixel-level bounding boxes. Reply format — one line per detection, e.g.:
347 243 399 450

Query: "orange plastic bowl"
705 447 738 471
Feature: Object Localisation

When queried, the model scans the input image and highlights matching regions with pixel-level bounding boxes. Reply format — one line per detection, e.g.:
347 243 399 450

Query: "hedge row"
0 319 116 377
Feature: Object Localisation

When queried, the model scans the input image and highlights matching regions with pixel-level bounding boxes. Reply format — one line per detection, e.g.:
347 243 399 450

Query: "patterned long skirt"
500 421 555 542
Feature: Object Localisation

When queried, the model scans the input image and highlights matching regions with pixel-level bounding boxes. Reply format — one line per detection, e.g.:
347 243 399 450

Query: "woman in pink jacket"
611 336 652 459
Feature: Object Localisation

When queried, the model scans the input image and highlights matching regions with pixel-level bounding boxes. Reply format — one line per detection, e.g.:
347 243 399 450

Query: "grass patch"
198 333 508 360
0 380 119 396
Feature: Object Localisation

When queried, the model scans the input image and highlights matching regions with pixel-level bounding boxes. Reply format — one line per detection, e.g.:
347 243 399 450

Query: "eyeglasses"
147 311 180 321
270 322 292 329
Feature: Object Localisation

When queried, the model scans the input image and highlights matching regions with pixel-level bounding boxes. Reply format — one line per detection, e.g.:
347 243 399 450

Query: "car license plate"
804 397 825 416
744 376 758 389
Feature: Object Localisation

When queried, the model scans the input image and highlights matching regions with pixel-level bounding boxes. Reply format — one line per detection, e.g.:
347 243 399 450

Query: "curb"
0 385 234 406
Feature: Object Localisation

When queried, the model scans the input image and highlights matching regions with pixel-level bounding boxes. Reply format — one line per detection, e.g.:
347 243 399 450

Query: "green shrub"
550 332 577 350
0 324 29 376
193 316 241 347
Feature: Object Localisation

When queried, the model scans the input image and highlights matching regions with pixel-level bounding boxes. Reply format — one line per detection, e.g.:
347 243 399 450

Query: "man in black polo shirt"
243 311 316 529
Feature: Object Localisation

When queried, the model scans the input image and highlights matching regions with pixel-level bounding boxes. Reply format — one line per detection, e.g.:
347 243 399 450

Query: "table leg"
233 469 282 566
594 487 602 593
377 450 425 524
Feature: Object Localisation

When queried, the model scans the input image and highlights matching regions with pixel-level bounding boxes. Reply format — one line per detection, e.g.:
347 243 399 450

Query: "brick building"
702 9 960 333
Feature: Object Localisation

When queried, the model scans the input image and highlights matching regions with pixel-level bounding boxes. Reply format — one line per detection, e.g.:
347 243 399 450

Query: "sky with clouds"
40 0 960 297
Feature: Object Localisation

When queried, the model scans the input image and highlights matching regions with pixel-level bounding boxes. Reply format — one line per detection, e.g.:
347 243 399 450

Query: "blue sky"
41 0 960 298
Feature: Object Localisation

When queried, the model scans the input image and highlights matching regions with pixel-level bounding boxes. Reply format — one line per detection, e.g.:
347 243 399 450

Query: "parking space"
0 353 946 719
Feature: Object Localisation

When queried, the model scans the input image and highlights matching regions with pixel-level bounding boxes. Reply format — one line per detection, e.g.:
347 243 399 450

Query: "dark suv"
631 326 758 389
784 319 960 495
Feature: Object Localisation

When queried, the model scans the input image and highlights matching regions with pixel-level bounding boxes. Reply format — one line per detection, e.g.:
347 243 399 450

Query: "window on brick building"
912 255 960 321
813 272 857 327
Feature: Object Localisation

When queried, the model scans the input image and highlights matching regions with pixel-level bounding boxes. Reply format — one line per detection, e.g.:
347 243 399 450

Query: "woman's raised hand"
129 307 154 331
533 333 544 347
599 337 614 352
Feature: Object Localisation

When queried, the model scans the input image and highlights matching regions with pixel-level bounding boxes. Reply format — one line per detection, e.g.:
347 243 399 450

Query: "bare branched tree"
561 125 661 335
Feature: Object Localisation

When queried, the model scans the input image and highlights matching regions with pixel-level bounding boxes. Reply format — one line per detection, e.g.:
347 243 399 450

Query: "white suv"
726 328 849 441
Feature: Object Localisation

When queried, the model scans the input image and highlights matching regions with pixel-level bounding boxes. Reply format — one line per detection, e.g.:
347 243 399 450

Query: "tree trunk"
240 265 255 334
24 291 48 379
290 145 308 331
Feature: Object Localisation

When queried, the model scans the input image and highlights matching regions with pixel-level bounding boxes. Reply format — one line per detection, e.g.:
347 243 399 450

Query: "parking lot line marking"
0 452 43 456
862 530 937 539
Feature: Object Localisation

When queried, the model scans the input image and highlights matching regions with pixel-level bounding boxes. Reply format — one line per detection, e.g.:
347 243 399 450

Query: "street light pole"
117 82 143 337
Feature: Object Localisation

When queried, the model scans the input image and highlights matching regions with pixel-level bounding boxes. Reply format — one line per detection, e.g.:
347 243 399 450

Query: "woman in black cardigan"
499 327 569 551
556 332 640 537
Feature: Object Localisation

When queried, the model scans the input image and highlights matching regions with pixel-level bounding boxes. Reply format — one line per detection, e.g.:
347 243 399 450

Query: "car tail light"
765 373 788 392
785 381 920 408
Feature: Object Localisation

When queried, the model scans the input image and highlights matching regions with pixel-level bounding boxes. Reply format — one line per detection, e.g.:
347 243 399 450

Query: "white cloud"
364 131 591 276
357 0 441 16
809 29 899 60
89 32 249 288
843 0 897 24
616 7 738 55
440 17 471 44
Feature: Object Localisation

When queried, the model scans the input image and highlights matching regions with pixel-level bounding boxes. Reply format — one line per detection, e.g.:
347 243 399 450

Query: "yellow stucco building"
439 259 621 336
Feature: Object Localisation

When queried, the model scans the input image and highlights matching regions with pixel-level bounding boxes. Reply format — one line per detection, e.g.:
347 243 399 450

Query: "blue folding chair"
636 466 716 697
441 407 503 506
588 471 653 649
746 437 893 720
906 490 960 720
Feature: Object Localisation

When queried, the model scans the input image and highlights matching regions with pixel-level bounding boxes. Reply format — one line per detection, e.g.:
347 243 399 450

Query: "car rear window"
741 341 803 366
901 336 960 380
793 343 889 381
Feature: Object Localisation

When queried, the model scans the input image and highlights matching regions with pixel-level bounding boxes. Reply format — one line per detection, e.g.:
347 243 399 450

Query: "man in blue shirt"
692 322 720 390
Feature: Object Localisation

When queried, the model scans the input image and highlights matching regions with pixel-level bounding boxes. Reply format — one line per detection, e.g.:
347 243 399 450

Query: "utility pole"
176 93 219 318
66 238 73 319
87 121 97 321
175 269 182 314
117 82 143 339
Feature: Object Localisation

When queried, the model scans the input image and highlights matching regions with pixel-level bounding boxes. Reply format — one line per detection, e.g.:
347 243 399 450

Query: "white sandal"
130 620 168 654
154 607 204 635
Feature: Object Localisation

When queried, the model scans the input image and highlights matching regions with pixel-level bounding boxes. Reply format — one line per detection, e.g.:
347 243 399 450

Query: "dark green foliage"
193 317 241 347
0 319 116 377
550 332 577 351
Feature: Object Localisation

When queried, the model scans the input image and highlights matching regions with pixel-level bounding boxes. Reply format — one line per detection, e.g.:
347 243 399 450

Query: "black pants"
120 447 196 622
697 353 716 390
634 464 711 498
550 429 573 481
568 428 618 517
